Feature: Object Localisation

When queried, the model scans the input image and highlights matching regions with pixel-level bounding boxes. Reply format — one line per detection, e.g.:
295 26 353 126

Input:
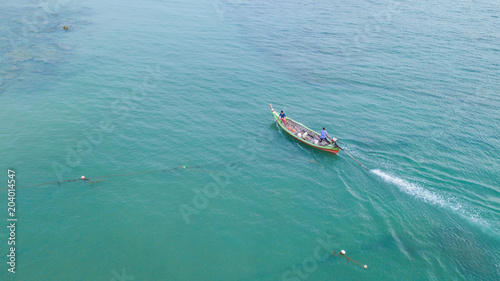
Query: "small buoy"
63 26 69 30
364 265 368 269
340 250 346 255
182 166 187 169
81 176 85 180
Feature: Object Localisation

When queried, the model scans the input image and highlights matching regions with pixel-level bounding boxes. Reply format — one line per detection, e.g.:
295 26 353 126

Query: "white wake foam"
371 169 491 228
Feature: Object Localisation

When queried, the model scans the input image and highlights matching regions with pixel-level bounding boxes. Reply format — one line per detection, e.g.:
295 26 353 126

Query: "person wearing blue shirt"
279 111 287 126
320 127 331 144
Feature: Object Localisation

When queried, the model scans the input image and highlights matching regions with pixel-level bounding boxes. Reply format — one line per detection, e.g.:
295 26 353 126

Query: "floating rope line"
87 178 107 185
332 250 368 269
185 168 224 174
3 165 224 191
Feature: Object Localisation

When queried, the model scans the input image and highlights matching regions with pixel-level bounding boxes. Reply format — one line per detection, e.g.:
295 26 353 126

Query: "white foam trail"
372 169 445 206
371 169 491 228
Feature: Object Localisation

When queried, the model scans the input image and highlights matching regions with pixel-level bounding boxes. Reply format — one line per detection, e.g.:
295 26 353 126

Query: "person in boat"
279 111 287 125
320 127 331 144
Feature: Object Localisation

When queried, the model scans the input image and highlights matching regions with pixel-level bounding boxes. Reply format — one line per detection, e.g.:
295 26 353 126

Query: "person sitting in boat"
279 111 287 125
320 127 331 144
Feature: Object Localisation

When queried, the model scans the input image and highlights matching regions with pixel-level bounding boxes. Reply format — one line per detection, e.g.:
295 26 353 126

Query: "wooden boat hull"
270 104 340 154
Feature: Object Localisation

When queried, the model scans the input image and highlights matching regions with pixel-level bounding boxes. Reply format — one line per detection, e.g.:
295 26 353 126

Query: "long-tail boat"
270 104 340 154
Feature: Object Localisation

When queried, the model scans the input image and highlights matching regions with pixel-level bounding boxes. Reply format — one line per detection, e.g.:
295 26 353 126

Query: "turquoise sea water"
1 0 499 280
